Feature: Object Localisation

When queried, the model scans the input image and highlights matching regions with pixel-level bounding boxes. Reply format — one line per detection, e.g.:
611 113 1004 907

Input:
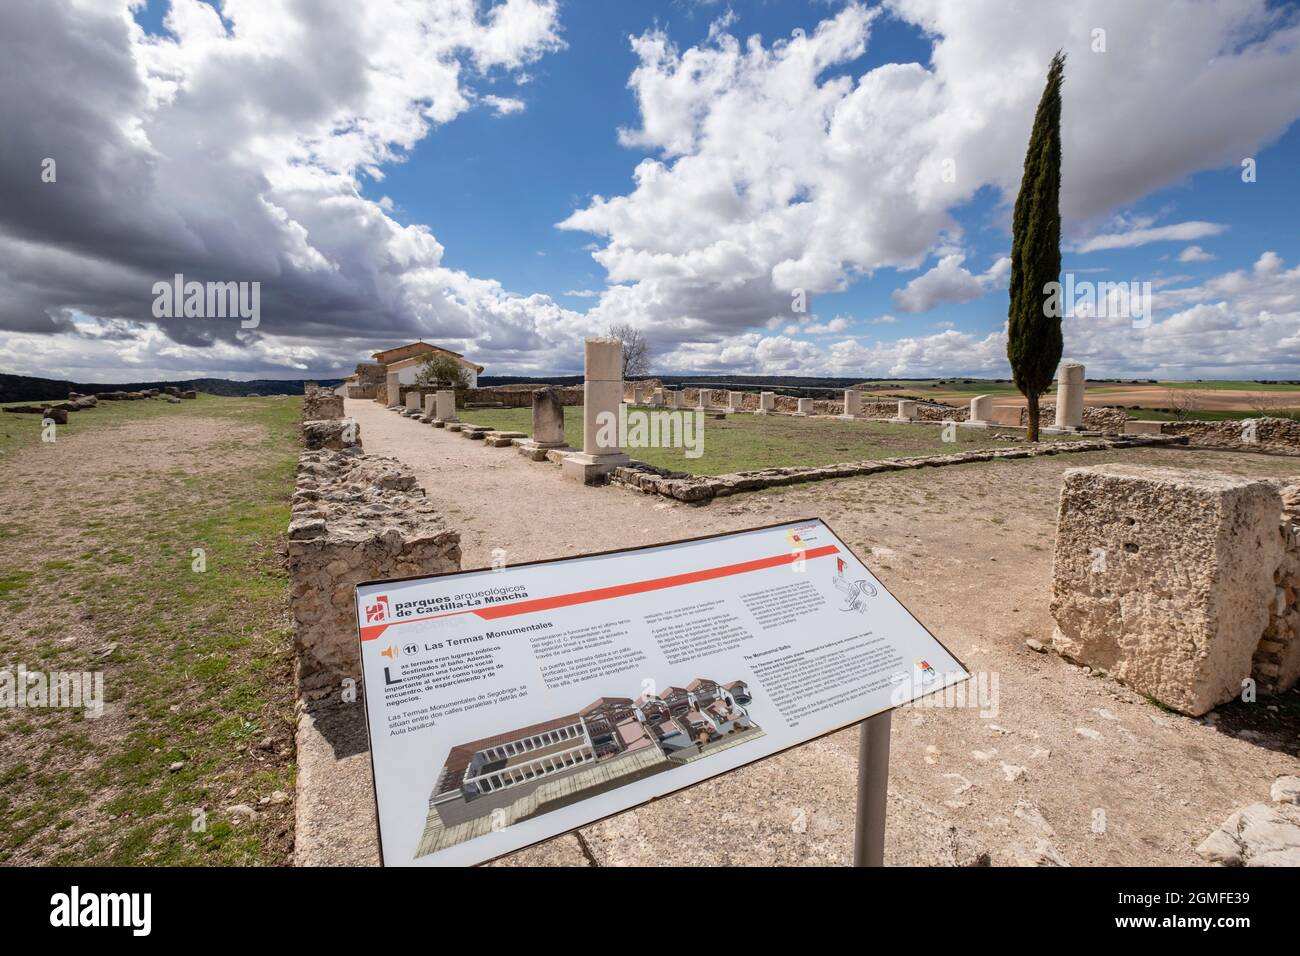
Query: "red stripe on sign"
359 544 838 642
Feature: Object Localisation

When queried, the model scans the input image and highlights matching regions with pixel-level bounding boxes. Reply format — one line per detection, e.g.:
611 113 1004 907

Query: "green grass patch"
0 394 300 865
458 405 1068 476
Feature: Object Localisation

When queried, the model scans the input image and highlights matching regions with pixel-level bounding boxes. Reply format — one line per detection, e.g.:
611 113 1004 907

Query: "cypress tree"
1007 51 1065 442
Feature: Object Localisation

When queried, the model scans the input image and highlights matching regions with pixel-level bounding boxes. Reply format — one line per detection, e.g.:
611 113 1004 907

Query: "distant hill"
0 372 341 404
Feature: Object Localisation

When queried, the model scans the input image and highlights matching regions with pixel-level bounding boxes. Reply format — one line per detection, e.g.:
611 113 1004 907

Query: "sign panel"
356 518 967 866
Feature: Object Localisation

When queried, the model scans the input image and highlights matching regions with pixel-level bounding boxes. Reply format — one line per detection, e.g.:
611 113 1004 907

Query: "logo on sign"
366 595 390 623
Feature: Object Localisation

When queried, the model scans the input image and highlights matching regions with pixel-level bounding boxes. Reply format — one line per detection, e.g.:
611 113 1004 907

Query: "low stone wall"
302 418 361 451
1050 465 1300 715
457 385 584 407
611 434 1186 503
1254 482 1300 694
1161 417 1300 455
287 450 461 699
302 386 344 421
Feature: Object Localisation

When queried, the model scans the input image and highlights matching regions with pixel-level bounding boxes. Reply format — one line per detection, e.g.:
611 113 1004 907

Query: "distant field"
458 405 1068 476
853 379 1300 413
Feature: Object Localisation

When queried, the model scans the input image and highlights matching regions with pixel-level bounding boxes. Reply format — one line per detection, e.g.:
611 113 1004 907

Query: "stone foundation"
302 418 361 451
610 435 1185 504
1161 417 1300 455
287 450 461 699
1050 465 1287 715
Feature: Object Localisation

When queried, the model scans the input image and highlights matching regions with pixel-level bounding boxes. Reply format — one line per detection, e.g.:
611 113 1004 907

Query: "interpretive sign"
356 518 967 866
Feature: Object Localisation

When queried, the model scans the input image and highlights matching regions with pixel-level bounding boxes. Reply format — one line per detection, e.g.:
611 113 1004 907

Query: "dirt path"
344 398 1300 866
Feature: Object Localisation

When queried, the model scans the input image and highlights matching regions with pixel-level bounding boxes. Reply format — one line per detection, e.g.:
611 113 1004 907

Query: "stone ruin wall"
302 383 345 421
1254 482 1300 694
392 384 584 409
1161 417 1300 454
287 449 461 699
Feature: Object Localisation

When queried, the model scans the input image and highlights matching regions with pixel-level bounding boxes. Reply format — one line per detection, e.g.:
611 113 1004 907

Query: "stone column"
435 389 457 425
650 388 664 407
728 391 744 412
667 390 683 409
404 390 422 416
893 399 917 422
386 371 401 407
421 393 437 423
968 394 993 426
518 387 570 461
840 389 863 420
793 398 815 416
757 391 775 415
563 339 631 484
1054 362 1085 430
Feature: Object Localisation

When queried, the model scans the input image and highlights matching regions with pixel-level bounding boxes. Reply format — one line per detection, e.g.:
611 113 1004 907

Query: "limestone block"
405 390 422 411
1050 465 1283 715
841 390 863 418
1124 420 1164 436
757 391 775 414
435 389 457 422
970 395 993 423
667 391 683 409
793 398 815 416
728 391 744 411
531 386 566 445
894 399 917 421
584 336 622 381
386 372 401 407
421 394 437 422
1196 801 1300 867
990 405 1022 426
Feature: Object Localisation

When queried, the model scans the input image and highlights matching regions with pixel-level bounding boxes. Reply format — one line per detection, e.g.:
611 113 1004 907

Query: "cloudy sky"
1 0 1298 383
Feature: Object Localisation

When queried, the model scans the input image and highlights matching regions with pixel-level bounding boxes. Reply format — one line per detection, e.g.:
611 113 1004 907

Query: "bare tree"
608 322 651 378
1164 387 1206 421
1246 392 1300 421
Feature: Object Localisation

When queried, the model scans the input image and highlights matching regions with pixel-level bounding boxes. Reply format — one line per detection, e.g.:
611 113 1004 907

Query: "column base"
562 451 632 485
517 440 569 461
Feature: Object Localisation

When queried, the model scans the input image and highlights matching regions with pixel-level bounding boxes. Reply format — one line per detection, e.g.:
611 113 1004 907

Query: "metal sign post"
852 710 891 867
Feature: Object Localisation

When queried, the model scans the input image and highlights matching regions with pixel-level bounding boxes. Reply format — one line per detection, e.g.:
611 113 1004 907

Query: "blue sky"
2 0 1297 381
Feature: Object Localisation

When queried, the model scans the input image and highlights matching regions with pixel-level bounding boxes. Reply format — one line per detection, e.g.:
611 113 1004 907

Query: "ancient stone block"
793 398 815 416
893 399 917 421
989 405 1021 426
969 394 992 424
1050 465 1283 715
1123 420 1164 436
